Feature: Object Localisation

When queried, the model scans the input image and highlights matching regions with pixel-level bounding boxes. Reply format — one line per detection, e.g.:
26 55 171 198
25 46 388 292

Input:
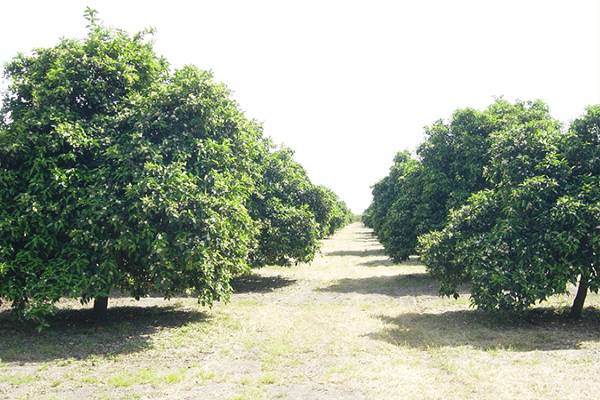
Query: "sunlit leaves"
420 105 600 314
0 13 258 325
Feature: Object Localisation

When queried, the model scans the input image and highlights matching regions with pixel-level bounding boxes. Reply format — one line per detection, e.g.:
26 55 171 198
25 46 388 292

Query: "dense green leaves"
365 99 554 261
363 152 426 261
0 12 350 326
419 105 600 316
0 16 253 325
367 99 599 315
249 148 351 266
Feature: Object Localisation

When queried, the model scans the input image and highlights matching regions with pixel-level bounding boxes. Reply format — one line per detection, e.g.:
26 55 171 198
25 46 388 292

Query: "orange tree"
249 148 351 266
419 106 600 317
0 12 260 326
0 11 352 326
365 100 558 261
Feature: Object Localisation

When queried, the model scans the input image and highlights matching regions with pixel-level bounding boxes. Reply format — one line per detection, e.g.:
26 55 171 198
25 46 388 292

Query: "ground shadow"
231 273 296 293
354 238 381 243
359 258 396 267
354 229 375 236
0 305 208 363
354 235 378 241
318 272 465 297
359 256 422 267
369 308 600 351
325 249 386 257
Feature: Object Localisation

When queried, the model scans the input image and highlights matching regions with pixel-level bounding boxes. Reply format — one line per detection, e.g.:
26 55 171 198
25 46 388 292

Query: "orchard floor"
2 223 600 400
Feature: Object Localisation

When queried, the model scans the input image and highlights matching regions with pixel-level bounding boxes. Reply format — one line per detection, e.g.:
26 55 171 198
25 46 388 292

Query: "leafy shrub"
0 11 350 326
249 148 350 266
420 106 600 317
366 99 558 261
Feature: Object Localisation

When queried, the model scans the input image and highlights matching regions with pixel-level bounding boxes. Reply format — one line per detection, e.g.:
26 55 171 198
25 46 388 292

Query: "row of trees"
0 11 351 326
249 148 352 267
364 99 599 317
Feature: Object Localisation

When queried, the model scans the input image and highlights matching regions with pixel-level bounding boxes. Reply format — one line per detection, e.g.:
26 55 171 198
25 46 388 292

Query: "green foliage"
363 152 427 261
248 148 320 266
329 197 353 234
363 151 417 233
249 148 351 266
306 184 352 238
365 99 558 262
0 12 350 325
367 99 600 314
420 105 600 315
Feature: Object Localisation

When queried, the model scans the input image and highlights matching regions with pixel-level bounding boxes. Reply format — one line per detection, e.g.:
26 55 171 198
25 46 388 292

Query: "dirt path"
2 223 600 399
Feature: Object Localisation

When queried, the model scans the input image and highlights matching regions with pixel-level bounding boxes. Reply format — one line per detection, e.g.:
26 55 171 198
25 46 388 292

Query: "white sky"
1 1 599 212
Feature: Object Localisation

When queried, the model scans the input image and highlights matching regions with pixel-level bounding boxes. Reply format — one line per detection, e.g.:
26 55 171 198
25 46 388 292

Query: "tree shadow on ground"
0 305 208 363
325 249 386 257
351 230 381 244
354 239 380 243
231 273 296 293
369 308 600 351
359 258 396 267
317 272 466 297
359 256 422 267
354 234 378 241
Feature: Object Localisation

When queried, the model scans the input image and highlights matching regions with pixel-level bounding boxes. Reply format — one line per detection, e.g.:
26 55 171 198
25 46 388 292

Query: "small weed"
258 372 277 385
107 368 185 387
0 373 38 385
80 376 101 384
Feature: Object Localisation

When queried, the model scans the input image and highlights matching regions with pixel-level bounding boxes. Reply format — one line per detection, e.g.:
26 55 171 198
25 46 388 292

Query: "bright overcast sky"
1 1 599 212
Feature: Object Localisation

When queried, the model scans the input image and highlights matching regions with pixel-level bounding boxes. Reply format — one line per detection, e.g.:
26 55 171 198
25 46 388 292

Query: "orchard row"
0 13 351 327
364 100 600 317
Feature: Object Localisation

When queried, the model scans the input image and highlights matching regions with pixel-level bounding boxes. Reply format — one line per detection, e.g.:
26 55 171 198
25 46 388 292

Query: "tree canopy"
249 147 352 266
0 11 350 326
364 99 558 262
365 97 599 317
419 105 600 317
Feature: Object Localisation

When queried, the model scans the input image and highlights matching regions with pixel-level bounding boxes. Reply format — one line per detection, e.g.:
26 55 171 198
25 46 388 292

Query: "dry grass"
2 223 600 399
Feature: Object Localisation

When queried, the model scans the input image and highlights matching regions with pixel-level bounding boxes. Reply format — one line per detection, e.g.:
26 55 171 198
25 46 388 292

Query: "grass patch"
229 386 266 400
79 376 101 384
107 368 185 387
258 372 278 385
322 364 356 384
0 373 38 385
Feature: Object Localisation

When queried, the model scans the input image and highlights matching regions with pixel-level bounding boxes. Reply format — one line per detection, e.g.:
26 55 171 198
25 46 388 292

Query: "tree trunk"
93 296 109 319
570 274 588 319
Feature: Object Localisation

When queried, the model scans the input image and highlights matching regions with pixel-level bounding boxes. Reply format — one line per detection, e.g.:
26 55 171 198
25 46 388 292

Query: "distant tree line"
0 10 352 327
364 99 600 318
